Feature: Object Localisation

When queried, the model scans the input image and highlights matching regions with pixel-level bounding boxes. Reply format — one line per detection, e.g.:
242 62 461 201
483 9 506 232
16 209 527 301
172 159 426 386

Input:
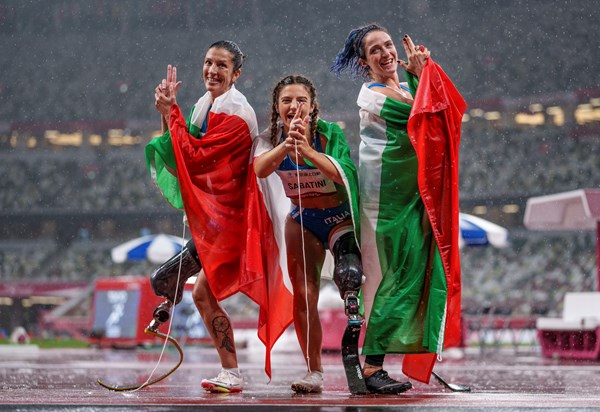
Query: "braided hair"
330 23 388 80
208 40 246 71
269 75 320 147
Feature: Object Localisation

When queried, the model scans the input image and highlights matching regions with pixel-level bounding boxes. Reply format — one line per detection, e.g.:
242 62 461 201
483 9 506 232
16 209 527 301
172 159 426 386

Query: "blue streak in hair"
330 29 360 78
330 25 381 81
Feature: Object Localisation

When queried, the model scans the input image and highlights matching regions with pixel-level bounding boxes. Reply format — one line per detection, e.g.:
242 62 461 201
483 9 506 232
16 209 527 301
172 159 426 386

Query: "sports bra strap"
367 82 411 93
367 82 387 89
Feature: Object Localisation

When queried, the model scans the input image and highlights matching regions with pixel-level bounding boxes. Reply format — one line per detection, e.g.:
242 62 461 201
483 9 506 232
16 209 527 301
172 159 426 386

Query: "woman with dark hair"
331 25 466 394
253 75 361 393
147 41 292 394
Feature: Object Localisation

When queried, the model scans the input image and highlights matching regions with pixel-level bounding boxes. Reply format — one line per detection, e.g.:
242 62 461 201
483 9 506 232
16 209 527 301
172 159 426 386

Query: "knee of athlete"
293 287 309 307
191 285 212 311
294 281 320 300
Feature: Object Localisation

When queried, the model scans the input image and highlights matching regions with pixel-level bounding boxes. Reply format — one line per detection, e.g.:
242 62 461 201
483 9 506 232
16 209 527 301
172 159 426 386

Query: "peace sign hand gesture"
398 34 430 78
155 64 182 115
161 64 182 95
154 81 177 118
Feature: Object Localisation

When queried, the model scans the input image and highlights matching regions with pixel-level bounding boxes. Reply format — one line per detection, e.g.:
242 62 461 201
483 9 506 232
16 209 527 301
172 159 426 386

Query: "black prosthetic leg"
333 232 363 300
150 239 202 305
97 240 201 392
148 239 202 330
332 232 368 394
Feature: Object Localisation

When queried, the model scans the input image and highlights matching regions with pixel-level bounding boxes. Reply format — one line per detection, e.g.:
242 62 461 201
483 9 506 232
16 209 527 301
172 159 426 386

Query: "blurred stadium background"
0 0 598 342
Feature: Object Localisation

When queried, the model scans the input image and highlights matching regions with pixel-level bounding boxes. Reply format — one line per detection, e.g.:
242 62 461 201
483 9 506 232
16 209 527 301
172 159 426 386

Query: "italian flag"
146 86 293 378
357 60 466 383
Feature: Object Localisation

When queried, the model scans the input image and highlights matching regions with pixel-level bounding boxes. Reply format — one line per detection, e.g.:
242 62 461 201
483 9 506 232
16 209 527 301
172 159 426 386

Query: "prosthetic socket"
150 239 201 305
332 232 364 316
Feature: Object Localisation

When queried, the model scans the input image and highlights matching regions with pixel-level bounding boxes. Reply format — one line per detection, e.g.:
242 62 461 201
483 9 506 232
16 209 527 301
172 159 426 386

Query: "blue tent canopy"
459 213 508 248
111 234 188 264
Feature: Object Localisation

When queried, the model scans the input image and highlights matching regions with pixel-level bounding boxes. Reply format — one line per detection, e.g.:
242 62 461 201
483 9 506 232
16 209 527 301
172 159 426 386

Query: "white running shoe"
201 369 243 393
291 371 323 393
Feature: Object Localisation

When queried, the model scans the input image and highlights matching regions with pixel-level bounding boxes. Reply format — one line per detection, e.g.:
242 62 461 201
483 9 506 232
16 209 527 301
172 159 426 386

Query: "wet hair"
269 75 320 147
208 40 246 71
330 23 389 80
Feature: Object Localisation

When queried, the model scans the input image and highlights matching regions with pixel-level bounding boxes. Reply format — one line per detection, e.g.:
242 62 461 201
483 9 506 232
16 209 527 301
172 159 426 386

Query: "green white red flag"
146 86 293 379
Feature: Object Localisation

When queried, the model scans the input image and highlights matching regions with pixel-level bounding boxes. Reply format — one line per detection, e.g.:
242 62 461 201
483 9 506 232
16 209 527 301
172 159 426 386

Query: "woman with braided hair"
253 75 361 393
331 24 466 394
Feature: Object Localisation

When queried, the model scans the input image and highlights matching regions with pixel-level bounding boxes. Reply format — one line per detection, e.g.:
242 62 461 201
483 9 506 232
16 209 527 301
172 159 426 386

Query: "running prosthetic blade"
341 293 368 394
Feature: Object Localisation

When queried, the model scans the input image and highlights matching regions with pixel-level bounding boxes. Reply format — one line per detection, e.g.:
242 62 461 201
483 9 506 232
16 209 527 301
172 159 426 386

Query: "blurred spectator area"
0 0 598 334
0 229 595 321
0 0 598 124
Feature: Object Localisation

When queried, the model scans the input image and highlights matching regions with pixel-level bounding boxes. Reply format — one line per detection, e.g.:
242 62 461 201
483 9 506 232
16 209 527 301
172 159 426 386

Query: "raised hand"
287 104 314 160
164 64 182 96
155 65 182 117
157 64 182 95
398 34 430 78
155 82 177 118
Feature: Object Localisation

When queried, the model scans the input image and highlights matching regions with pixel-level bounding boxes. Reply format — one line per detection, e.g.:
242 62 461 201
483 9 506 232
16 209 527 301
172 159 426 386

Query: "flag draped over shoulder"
317 119 361 243
145 86 293 378
356 61 465 384
407 59 466 352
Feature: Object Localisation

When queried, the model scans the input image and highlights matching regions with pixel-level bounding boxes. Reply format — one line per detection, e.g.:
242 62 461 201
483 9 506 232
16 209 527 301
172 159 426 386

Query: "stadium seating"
0 0 598 340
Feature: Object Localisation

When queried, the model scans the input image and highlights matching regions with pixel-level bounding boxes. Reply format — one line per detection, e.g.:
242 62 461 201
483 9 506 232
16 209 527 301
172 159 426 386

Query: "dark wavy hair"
269 75 320 147
330 23 388 80
208 40 246 71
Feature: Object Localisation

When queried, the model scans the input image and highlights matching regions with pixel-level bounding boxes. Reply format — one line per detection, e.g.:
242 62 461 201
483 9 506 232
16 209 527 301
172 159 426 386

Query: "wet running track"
1 333 600 412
